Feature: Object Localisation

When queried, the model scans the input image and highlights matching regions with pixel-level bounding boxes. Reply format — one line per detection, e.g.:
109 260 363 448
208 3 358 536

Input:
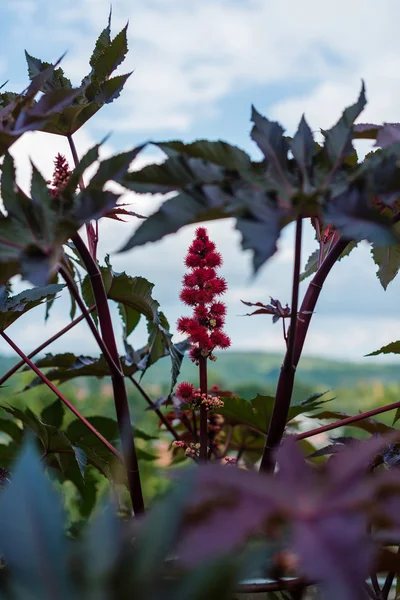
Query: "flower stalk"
177 227 230 462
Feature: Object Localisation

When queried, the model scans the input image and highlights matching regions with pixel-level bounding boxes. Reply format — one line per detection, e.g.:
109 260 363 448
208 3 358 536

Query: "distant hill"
142 351 400 390
1 351 399 392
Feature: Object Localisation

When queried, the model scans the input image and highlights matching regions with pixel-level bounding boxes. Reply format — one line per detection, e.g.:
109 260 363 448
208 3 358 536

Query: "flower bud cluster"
48 154 71 198
177 227 230 363
175 381 224 411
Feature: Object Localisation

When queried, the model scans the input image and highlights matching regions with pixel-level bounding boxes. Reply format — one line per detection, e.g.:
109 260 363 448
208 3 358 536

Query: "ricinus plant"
3 10 400 600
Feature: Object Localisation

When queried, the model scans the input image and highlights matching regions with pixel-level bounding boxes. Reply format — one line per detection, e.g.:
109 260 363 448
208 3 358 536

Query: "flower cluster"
175 382 224 411
224 457 237 466
48 154 71 198
185 443 201 459
177 227 230 363
172 440 185 449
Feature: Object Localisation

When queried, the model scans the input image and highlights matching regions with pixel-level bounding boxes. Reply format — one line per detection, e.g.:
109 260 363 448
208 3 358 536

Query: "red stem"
199 356 208 462
0 306 95 387
68 131 144 514
297 398 400 441
71 233 144 515
260 218 303 472
59 265 122 375
0 330 121 460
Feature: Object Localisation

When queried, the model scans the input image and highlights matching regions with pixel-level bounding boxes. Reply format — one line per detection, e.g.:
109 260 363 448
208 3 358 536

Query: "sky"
1 0 400 364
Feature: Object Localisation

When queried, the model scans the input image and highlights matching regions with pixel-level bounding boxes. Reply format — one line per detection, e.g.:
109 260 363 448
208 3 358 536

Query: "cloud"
2 0 400 364
6 0 400 136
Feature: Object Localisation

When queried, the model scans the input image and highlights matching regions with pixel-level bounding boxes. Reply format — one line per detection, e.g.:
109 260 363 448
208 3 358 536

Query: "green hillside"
0 351 399 431
141 350 400 389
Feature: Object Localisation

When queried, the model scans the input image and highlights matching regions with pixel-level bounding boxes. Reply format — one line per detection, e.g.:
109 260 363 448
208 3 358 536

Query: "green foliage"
0 145 142 286
24 15 131 135
0 283 63 330
80 257 188 390
119 86 400 274
0 63 80 156
219 391 332 435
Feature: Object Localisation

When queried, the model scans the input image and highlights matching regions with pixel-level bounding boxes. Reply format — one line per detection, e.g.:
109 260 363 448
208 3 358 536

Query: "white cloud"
7 0 400 135
2 0 400 365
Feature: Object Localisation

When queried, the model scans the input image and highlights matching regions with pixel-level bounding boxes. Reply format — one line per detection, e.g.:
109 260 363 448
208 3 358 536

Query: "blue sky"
1 0 400 363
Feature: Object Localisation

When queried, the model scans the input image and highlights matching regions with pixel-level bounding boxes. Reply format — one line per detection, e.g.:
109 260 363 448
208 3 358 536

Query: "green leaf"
300 242 357 282
0 441 75 599
366 340 400 356
219 391 332 435
0 144 138 285
291 115 316 192
66 416 157 462
0 65 78 155
25 51 72 90
72 446 87 478
106 270 187 388
0 418 23 443
23 17 129 136
92 71 132 104
219 394 275 435
41 400 64 429
156 139 253 174
62 143 101 195
89 146 144 188
89 9 112 69
0 283 64 330
323 82 366 166
90 23 128 82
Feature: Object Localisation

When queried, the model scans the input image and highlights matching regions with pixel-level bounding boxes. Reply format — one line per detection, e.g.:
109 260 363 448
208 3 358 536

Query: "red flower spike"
210 330 231 349
196 227 208 237
205 251 222 268
177 227 230 363
180 288 199 306
210 301 227 316
176 382 196 401
49 154 71 198
177 316 193 333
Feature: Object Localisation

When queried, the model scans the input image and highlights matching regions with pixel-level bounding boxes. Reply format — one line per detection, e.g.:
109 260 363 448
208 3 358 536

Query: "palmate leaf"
120 140 283 273
0 145 140 286
174 436 397 600
106 270 187 389
0 283 63 330
22 353 138 386
0 441 75 600
81 255 188 389
290 114 316 193
324 184 399 247
219 391 332 435
323 82 366 168
25 15 131 135
250 106 293 201
0 62 80 156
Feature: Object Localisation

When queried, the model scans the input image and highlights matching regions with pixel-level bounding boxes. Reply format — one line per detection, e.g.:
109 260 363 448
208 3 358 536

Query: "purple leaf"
375 123 400 148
